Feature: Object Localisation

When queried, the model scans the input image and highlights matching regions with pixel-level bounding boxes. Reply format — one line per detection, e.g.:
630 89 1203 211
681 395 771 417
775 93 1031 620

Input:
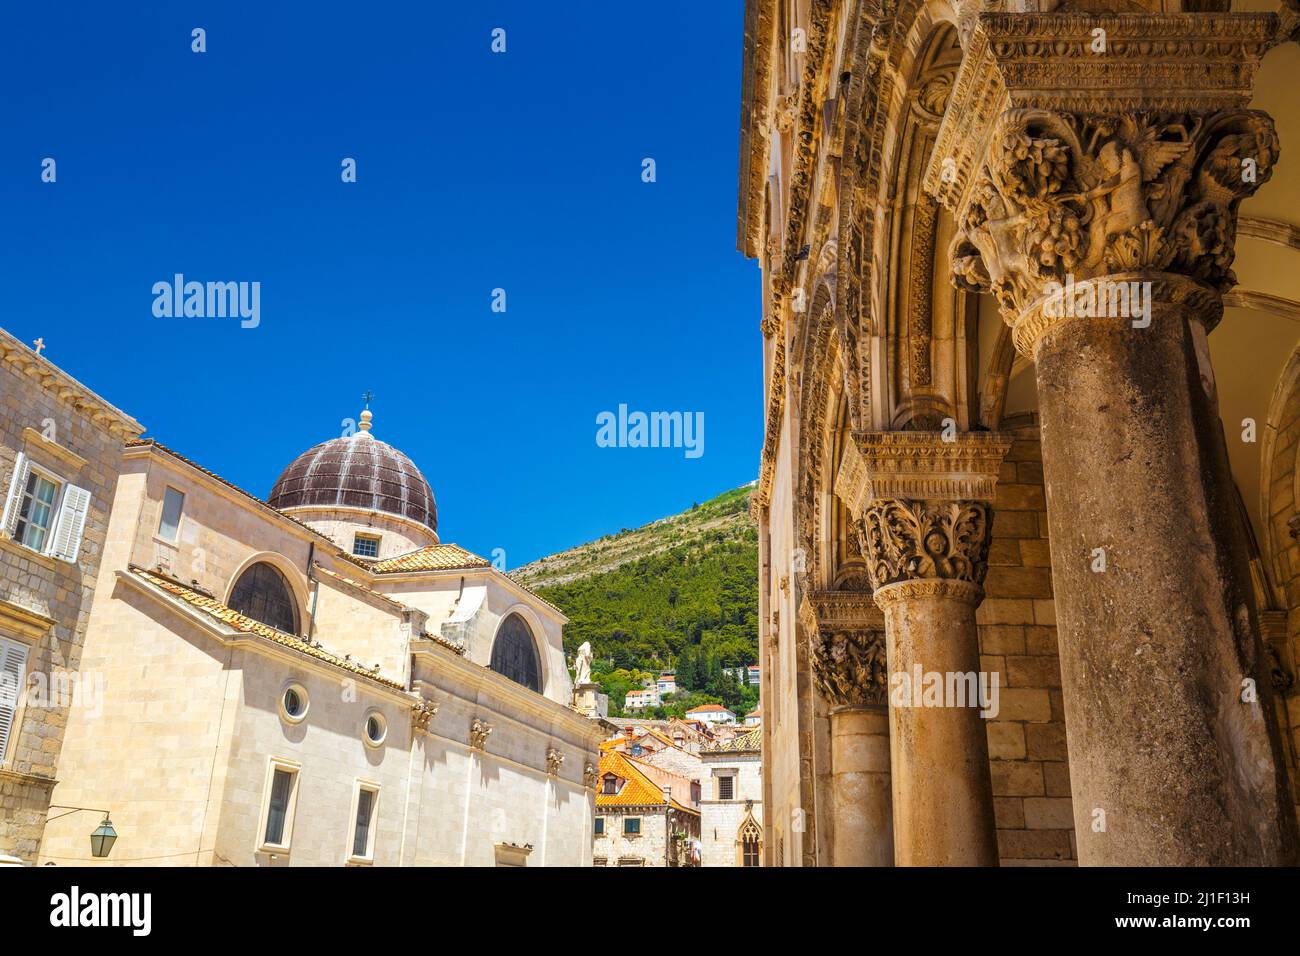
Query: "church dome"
268 409 437 534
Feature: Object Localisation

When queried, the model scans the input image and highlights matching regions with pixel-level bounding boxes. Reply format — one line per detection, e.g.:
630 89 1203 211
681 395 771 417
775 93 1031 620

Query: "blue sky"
0 2 760 567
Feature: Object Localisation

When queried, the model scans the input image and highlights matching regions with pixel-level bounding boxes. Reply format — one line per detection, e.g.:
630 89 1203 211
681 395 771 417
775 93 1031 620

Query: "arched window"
229 561 299 634
739 816 762 867
490 613 541 692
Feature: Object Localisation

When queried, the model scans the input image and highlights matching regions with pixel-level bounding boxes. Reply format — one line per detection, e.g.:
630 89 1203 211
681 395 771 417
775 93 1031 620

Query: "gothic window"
739 816 762 867
490 613 541 692
229 562 299 634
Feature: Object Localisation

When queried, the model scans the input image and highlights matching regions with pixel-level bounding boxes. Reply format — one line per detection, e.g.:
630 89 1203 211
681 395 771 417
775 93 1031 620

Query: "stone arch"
839 0 971 433
1259 346 1300 612
796 279 851 590
224 551 309 636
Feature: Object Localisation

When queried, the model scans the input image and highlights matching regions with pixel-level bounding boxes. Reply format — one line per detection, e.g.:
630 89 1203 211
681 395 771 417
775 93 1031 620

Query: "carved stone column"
837 432 1012 866
933 12 1299 865
805 592 893 867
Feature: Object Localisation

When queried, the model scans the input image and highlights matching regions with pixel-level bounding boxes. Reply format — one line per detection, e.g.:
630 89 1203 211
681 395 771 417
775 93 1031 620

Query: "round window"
280 684 309 723
364 711 387 747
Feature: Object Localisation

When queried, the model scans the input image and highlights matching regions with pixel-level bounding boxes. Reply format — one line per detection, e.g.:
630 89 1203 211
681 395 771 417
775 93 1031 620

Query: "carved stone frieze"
583 762 599 789
857 499 993 591
948 106 1277 334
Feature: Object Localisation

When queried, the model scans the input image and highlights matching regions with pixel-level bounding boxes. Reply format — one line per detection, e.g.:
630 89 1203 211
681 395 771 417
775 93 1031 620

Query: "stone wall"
979 417 1076 865
0 335 139 863
593 807 669 866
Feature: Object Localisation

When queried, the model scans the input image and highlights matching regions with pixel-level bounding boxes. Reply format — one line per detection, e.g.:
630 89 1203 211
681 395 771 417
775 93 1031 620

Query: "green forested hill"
512 484 759 717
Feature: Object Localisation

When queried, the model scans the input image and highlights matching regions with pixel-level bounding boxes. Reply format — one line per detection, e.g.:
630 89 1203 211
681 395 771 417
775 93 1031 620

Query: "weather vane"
362 389 373 408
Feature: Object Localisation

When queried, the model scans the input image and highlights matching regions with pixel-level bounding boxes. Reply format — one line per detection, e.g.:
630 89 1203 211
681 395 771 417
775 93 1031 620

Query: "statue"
574 641 592 686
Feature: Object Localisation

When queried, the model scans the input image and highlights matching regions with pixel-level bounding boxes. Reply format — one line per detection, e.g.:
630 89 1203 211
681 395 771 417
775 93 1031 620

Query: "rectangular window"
350 784 378 861
260 763 299 850
158 487 185 543
594 818 605 836
14 470 60 553
0 638 31 765
352 534 380 558
624 817 641 836
719 775 735 801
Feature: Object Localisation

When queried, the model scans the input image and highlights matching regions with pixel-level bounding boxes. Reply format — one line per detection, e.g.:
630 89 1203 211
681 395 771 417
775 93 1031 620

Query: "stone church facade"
0 339 601 866
739 0 1300 865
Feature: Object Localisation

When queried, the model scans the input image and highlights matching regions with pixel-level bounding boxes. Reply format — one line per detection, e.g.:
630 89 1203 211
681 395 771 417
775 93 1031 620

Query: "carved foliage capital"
857 499 993 591
469 717 493 751
950 107 1277 327
546 747 565 776
812 628 888 709
411 698 439 734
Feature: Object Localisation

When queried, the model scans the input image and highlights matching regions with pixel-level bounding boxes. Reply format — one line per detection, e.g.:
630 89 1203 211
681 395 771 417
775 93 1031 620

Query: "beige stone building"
699 727 764 867
740 0 1300 865
593 748 700 866
0 330 143 864
4 377 602 865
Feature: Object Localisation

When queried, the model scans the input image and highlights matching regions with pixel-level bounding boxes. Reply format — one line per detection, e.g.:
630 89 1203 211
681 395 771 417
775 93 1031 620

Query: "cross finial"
32 338 45 355
358 391 374 433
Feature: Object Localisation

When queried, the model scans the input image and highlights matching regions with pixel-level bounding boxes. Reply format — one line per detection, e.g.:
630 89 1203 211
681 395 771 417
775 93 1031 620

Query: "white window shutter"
1 452 30 537
49 483 91 562
0 638 29 765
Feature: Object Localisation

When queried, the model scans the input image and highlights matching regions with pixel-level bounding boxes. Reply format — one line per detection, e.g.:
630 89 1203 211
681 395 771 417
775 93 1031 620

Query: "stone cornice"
834 431 1012 517
925 12 1276 218
738 0 776 258
0 327 144 439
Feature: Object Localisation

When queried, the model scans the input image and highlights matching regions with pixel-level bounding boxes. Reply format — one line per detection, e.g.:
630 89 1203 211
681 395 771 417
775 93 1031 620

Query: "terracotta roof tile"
369 543 492 573
705 727 763 753
594 751 698 815
129 566 407 689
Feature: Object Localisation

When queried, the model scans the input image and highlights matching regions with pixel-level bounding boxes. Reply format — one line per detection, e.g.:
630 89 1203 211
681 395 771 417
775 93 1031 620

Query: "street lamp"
47 806 117 859
89 815 117 858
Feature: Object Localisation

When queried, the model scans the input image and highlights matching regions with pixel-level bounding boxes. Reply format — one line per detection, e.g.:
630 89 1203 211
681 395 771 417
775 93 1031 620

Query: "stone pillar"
933 12 1299 864
836 433 1011 866
805 592 893 866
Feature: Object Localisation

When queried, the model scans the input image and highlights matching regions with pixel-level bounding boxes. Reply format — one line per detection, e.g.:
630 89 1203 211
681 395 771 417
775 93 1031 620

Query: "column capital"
801 591 889 710
926 13 1280 353
857 499 993 594
926 12 1276 213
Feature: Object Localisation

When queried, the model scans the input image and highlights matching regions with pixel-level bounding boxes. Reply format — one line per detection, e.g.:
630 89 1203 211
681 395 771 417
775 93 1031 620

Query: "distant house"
724 665 761 687
744 704 761 726
624 687 660 711
685 704 737 726
656 673 677 696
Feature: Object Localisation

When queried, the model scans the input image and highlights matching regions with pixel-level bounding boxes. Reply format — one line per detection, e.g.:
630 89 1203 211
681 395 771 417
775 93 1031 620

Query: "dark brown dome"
268 431 437 533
